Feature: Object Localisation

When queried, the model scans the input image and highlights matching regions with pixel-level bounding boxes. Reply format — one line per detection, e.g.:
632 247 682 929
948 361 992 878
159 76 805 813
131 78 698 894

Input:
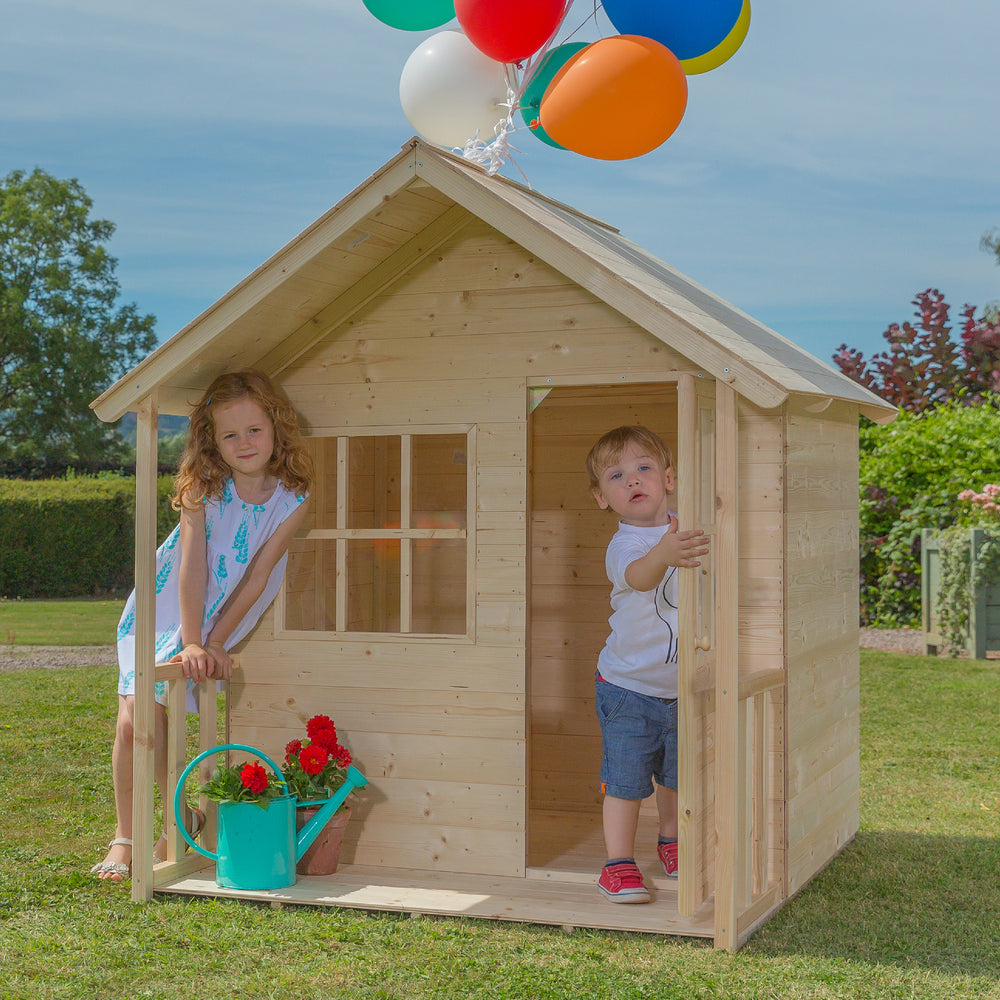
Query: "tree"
832 288 1000 412
0 168 157 461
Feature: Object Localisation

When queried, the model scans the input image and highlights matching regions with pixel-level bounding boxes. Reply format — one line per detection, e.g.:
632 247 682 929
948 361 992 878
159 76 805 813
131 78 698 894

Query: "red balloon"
455 0 565 64
540 36 688 160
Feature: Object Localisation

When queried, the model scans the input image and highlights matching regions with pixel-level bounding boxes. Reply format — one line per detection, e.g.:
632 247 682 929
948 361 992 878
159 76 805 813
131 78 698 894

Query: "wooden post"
400 435 413 633
131 393 158 902
677 374 717 917
713 380 740 950
676 374 698 917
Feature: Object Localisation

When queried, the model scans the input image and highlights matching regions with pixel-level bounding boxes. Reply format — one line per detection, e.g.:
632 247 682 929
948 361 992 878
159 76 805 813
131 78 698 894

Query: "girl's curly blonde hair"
172 369 313 510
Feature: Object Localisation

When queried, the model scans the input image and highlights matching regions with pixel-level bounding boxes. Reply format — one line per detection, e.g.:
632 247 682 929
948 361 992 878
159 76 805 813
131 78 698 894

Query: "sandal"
90 838 132 880
154 805 206 861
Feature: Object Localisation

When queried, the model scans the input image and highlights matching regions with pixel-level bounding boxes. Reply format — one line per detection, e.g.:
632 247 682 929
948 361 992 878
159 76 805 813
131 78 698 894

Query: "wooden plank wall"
229 218 690 878
783 400 860 894
737 400 788 894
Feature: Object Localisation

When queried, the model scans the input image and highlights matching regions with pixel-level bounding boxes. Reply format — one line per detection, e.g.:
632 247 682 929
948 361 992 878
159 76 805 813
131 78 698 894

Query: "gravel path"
2 631 928 673
0 645 117 672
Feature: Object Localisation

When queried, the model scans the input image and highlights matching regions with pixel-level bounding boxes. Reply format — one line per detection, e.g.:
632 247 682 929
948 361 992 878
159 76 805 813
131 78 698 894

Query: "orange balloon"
540 35 688 160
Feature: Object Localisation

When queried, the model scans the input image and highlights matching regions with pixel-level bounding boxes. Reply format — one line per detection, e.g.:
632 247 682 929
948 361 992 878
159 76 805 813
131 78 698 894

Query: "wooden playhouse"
92 137 895 950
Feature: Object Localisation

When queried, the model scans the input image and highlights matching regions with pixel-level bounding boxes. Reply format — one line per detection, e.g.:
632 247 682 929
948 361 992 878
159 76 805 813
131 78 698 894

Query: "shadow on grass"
748 830 1000 978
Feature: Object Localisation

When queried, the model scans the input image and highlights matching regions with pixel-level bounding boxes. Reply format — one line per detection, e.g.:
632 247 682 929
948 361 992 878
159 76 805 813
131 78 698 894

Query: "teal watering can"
173 743 368 891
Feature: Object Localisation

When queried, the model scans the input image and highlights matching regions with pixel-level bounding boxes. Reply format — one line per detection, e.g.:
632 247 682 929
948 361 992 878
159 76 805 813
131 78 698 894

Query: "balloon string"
457 0 576 178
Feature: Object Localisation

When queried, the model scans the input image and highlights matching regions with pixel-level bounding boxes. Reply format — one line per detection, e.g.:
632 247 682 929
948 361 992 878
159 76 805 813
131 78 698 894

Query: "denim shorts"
595 675 678 799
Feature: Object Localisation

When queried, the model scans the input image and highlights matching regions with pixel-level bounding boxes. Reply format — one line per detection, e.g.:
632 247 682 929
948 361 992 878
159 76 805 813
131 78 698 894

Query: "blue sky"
3 0 998 369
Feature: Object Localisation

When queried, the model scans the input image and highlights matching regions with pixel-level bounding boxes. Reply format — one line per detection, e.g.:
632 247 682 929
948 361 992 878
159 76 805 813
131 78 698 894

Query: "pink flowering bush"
958 483 1000 518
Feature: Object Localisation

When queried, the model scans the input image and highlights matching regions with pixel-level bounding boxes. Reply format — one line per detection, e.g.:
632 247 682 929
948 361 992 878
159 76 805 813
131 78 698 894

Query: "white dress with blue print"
116 479 306 705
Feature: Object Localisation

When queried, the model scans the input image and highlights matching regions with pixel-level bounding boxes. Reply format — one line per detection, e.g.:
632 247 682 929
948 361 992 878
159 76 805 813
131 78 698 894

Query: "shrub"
859 395 1000 626
0 474 175 598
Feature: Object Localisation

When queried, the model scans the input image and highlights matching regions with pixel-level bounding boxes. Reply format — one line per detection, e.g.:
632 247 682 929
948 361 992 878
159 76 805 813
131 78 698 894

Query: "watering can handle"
172 743 286 862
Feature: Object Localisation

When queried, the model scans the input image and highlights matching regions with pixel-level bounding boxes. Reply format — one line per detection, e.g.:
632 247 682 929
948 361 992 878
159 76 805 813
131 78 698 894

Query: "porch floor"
154 807 714 938
155 862 715 937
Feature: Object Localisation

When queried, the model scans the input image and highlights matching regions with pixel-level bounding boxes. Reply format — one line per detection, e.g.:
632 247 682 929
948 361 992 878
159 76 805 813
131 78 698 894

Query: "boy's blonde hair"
586 425 674 490
172 369 314 510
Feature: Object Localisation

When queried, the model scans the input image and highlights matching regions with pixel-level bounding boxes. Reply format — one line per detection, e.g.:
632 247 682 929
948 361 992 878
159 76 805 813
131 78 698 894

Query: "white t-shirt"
596 519 679 699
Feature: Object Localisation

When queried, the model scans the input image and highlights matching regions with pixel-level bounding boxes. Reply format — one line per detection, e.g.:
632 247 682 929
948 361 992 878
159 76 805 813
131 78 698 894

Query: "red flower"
240 762 268 795
310 726 339 752
284 739 303 762
334 746 352 768
306 715 336 741
299 744 330 776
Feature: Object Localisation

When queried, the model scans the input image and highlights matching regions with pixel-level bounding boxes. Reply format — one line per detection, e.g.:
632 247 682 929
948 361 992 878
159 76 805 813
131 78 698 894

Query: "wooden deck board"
155 862 714 937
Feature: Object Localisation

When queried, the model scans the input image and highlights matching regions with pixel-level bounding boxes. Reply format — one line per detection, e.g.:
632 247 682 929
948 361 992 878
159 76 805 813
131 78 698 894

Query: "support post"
131 393 158 901
712 381 740 950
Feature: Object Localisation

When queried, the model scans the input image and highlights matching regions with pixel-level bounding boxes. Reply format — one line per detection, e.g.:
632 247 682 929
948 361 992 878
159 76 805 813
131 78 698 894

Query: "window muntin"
283 430 470 637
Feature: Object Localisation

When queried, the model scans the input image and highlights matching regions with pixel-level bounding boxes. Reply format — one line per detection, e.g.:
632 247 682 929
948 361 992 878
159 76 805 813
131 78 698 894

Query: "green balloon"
363 0 455 31
518 43 589 149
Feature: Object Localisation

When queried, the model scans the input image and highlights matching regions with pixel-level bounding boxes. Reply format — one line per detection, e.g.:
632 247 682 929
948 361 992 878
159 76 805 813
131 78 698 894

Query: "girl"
91 369 313 880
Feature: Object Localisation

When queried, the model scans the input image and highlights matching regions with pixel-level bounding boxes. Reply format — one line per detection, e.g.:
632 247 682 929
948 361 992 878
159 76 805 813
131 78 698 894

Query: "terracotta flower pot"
295 803 351 875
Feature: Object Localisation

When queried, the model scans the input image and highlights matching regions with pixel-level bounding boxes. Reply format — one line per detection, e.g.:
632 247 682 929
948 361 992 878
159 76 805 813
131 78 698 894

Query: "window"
283 430 471 637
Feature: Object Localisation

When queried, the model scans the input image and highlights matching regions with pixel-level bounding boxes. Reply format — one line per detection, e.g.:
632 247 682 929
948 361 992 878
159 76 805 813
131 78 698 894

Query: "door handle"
695 635 711 652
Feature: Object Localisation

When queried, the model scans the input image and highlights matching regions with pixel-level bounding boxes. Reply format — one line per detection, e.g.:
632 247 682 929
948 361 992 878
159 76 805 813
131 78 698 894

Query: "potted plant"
282 714 358 874
197 757 287 809
186 751 300 891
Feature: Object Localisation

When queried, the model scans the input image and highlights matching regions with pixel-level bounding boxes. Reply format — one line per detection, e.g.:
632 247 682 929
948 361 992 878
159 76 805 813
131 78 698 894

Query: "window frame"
277 424 476 642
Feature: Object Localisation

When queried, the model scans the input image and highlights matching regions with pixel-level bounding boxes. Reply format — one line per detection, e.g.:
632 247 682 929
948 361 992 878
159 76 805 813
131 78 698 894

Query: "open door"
676 374 717 918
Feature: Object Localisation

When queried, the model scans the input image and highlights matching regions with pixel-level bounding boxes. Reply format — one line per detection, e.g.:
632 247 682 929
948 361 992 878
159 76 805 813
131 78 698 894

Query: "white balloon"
399 30 509 149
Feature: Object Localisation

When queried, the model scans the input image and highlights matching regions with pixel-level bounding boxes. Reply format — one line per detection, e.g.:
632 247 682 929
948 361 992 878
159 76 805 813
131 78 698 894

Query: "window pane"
348 436 401 530
411 539 467 634
284 538 337 631
347 539 400 632
412 434 467 531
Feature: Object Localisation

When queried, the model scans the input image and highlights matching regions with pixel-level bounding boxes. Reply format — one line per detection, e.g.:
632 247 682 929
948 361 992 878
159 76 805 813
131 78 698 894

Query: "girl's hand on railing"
205 641 233 680
172 643 214 684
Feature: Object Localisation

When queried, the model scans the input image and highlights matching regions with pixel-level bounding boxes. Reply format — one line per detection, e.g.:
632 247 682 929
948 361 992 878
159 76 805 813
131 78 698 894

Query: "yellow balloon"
680 0 750 74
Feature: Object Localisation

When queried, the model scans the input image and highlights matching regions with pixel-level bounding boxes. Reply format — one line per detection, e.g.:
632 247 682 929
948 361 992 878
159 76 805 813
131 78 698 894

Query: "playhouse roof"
92 137 895 423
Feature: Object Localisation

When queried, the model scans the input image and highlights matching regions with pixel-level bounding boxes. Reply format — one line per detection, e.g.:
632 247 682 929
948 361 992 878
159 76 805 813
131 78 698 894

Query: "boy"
586 425 709 903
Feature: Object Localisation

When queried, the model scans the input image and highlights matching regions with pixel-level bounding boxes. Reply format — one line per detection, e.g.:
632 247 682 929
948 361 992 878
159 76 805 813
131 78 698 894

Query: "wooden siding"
235 221 693 878
783 400 860 895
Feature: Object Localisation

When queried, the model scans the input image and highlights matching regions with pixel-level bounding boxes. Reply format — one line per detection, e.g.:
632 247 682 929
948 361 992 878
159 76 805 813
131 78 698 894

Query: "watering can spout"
295 764 369 859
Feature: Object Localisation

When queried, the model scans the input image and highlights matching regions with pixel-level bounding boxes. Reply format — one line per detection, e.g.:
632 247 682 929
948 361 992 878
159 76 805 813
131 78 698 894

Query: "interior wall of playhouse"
526 383 683 881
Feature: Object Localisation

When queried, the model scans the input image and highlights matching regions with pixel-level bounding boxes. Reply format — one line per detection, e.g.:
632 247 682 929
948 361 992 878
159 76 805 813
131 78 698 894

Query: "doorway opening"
526 383 680 887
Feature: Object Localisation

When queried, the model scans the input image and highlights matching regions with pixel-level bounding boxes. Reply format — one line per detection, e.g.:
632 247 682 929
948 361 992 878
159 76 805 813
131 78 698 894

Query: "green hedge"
859 396 1000 627
0 475 176 599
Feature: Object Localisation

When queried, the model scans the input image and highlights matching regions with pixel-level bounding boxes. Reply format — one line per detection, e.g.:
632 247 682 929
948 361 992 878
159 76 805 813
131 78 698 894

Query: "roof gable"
92 138 895 423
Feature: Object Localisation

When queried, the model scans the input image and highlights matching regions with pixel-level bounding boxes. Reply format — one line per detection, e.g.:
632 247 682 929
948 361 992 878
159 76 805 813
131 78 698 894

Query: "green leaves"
195 761 287 809
859 396 1000 626
0 168 157 462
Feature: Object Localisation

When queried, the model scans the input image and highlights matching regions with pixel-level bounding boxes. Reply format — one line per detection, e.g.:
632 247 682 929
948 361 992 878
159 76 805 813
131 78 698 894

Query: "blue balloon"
601 0 742 61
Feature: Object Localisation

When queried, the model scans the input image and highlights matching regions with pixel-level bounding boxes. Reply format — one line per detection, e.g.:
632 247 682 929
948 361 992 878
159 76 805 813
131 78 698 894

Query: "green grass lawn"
0 648 998 998
0 597 124 645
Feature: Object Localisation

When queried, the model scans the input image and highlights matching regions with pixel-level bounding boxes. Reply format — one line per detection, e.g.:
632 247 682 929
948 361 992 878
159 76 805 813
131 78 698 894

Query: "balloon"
363 0 455 31
540 36 687 161
455 0 565 63
681 0 750 75
600 0 742 61
518 42 588 148
399 31 510 149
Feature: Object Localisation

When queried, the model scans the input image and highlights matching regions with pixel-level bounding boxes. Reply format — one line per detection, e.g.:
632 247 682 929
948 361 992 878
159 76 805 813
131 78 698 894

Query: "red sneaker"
598 861 650 903
657 841 678 878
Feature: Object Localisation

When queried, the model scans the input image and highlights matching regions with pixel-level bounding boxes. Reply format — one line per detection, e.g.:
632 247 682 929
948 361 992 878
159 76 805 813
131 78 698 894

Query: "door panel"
677 374 717 915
